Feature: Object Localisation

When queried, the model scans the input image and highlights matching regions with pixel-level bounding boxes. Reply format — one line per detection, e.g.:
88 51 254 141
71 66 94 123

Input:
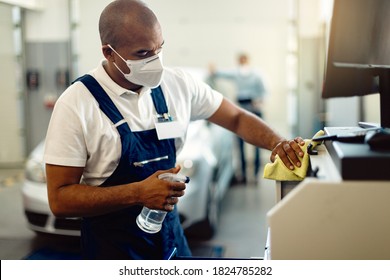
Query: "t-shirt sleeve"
179 70 223 121
43 93 88 167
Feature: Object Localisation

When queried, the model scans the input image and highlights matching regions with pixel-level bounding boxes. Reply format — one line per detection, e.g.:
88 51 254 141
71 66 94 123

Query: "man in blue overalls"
44 0 305 260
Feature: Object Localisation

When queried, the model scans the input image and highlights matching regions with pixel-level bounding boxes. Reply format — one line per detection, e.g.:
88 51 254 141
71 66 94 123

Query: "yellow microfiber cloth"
263 130 325 181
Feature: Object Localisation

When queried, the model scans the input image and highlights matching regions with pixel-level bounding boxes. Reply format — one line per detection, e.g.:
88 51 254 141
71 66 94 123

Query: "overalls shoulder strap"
74 74 130 137
74 74 127 125
150 86 169 115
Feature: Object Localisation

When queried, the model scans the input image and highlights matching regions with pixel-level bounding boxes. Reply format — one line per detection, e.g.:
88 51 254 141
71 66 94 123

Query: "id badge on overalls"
155 113 185 140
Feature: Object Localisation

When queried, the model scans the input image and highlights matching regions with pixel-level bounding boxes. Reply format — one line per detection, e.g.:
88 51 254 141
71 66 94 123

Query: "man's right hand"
137 166 186 211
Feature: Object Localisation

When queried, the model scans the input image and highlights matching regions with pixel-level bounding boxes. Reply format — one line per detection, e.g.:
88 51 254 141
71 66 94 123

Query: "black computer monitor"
322 0 390 128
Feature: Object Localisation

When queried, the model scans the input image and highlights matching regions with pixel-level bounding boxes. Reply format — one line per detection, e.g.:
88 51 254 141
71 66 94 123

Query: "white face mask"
108 44 164 88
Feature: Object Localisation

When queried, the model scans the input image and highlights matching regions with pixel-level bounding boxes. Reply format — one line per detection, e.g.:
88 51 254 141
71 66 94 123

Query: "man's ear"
102 45 114 61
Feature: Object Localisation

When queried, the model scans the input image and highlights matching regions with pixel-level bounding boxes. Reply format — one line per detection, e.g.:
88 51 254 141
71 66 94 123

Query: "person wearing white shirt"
44 0 305 260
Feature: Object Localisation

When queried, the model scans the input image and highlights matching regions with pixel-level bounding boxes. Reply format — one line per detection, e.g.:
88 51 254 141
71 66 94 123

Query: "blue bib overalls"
75 74 191 259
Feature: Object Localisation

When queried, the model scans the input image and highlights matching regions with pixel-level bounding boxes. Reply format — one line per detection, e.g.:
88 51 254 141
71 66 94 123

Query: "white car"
22 120 235 239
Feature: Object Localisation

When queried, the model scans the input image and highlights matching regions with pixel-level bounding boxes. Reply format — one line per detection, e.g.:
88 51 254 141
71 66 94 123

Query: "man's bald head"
99 0 159 48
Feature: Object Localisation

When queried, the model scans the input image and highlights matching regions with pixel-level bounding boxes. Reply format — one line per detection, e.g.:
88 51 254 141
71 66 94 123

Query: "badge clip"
157 113 172 123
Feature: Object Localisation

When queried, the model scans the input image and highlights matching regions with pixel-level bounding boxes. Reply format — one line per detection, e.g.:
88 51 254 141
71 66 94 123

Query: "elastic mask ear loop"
107 44 127 62
107 44 129 75
112 61 127 76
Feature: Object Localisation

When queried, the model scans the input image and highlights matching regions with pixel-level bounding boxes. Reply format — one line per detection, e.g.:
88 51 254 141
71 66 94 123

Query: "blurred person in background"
209 53 267 184
44 0 304 260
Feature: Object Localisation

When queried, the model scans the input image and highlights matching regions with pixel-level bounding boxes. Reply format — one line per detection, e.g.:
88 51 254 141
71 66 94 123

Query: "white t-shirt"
44 60 223 186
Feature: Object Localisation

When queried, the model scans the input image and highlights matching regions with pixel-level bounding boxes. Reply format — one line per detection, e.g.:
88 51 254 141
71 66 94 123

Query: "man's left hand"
270 137 305 170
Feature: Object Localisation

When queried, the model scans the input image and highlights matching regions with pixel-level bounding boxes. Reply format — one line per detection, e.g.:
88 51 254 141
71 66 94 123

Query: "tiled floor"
0 165 276 260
